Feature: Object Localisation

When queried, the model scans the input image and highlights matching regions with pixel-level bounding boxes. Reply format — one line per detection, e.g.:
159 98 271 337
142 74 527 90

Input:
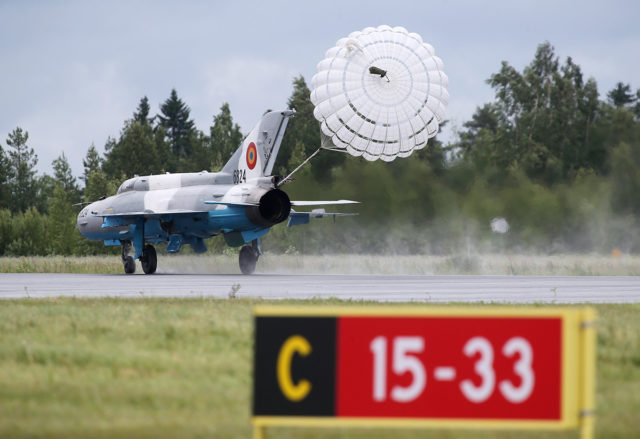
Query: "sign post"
252 306 595 438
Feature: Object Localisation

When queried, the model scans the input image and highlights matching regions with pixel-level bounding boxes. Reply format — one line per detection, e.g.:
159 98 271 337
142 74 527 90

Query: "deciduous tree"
48 183 78 255
460 42 604 184
103 121 171 178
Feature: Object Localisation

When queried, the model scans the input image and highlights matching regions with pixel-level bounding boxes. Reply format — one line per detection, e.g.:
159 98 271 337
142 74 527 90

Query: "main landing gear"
122 237 257 275
140 244 157 274
121 241 157 275
239 240 260 275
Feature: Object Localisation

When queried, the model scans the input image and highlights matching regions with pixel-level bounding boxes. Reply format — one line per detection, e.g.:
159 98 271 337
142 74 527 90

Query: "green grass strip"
0 298 638 438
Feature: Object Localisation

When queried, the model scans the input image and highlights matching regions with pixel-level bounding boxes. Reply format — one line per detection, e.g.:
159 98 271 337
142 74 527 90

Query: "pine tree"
82 143 102 185
104 136 116 154
607 82 636 108
277 76 344 183
5 127 39 213
34 174 55 214
0 143 11 209
133 96 154 125
52 152 81 204
210 102 243 169
156 89 196 159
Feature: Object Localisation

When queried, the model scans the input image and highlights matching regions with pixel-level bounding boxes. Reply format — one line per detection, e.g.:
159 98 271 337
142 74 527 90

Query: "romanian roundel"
246 142 257 170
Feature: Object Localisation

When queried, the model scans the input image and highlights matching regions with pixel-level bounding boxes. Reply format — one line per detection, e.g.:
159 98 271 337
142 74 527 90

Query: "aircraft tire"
141 244 157 275
123 256 136 274
239 245 258 275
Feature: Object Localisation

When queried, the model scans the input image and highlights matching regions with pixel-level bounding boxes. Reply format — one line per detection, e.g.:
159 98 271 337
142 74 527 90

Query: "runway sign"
252 306 595 439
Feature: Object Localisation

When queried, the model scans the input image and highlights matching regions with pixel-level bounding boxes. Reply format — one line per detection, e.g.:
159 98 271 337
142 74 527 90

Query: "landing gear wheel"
123 256 136 274
121 241 136 274
141 244 157 275
239 245 259 275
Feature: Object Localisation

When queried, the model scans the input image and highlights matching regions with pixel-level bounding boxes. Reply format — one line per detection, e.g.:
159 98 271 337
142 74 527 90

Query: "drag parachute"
310 25 449 162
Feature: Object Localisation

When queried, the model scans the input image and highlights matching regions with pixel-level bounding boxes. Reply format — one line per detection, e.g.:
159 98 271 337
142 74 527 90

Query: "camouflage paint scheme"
76 110 356 273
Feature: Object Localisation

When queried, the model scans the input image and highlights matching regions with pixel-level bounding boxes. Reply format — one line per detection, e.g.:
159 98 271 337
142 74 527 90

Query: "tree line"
1 41 640 256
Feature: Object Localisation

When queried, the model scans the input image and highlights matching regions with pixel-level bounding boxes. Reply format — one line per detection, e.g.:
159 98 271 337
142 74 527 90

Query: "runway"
1 273 639 303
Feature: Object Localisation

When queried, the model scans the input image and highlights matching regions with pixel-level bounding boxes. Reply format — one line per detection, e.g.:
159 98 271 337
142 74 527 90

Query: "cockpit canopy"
116 177 145 194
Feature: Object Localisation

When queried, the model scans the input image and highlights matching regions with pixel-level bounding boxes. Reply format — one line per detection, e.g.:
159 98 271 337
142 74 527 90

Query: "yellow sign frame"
252 306 596 439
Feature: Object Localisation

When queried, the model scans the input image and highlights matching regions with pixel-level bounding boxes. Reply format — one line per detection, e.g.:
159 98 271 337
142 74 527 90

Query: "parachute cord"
277 134 349 187
277 148 322 187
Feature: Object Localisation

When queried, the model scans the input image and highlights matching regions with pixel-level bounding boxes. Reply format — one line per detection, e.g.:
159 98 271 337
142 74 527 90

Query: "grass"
0 298 638 438
2 253 640 275
0 256 124 274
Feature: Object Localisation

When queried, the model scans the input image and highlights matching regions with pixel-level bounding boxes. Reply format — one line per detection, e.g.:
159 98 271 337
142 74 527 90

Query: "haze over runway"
1 273 639 303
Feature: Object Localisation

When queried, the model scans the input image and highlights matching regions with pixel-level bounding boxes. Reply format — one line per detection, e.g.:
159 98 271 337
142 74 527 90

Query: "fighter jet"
77 110 356 275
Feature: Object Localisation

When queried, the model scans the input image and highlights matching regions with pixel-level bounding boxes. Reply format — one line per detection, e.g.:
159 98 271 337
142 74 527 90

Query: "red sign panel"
336 317 562 420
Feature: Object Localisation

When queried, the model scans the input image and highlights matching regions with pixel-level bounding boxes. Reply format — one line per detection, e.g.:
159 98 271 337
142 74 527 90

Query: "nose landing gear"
122 241 136 274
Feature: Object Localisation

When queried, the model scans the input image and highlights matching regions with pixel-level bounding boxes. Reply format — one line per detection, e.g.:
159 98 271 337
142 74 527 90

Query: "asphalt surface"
1 273 639 303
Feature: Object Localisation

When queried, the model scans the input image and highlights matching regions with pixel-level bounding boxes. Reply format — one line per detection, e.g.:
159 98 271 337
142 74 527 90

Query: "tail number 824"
233 169 246 184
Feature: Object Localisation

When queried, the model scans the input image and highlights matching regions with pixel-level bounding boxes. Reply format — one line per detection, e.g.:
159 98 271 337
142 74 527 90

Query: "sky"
1 0 639 180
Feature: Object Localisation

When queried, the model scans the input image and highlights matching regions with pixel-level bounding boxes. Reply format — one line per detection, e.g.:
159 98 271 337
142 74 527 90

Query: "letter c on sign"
277 335 312 401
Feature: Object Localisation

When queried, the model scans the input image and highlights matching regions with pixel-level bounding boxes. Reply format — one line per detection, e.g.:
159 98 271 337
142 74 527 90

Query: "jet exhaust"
246 188 291 227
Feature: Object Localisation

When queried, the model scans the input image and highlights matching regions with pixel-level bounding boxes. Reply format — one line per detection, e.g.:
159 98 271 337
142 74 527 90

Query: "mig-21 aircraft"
76 110 356 275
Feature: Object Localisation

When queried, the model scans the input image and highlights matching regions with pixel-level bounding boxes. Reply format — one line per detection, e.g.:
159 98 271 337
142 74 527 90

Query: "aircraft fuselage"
77 171 290 255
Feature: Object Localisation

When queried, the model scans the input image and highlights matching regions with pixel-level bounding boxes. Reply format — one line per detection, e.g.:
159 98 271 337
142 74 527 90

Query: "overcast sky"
1 0 638 180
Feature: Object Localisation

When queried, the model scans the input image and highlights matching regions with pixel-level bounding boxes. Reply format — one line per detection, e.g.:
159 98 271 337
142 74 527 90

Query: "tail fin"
221 109 294 179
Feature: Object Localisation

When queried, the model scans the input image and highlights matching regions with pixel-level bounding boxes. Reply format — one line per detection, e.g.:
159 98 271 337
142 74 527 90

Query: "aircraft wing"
206 200 357 207
97 201 260 228
98 201 256 217
98 209 209 217
287 208 358 227
204 201 258 207
290 199 359 206
97 209 211 228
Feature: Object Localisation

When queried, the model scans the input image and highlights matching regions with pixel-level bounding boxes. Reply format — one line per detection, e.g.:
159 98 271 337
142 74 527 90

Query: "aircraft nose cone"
76 204 96 235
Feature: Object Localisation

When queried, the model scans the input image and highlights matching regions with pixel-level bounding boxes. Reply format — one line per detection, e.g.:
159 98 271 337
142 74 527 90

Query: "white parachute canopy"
310 25 449 162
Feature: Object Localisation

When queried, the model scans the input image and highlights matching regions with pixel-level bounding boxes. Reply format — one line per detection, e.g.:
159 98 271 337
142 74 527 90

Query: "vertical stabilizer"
221 110 294 179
